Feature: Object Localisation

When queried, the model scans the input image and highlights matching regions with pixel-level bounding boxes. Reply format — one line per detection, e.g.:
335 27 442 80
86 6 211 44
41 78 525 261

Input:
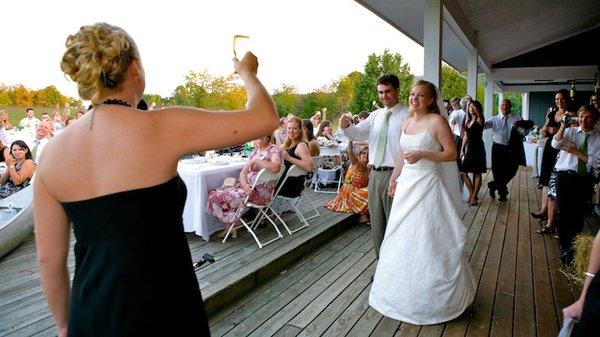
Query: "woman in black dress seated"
34 23 278 337
459 100 487 206
531 89 570 231
277 116 313 198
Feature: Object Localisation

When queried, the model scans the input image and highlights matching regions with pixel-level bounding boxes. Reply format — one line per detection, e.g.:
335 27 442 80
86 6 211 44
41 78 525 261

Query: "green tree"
12 85 33 107
332 71 362 115
351 50 413 113
440 64 466 100
41 85 69 106
272 84 300 117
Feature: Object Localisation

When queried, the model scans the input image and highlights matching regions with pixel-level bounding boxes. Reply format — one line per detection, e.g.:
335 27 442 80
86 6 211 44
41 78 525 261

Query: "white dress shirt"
552 127 600 175
484 113 522 145
448 109 466 137
342 102 408 167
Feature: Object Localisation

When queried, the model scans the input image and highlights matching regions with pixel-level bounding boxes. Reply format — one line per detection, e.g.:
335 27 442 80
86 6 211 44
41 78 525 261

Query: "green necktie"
31 140 40 161
374 109 392 167
577 132 588 175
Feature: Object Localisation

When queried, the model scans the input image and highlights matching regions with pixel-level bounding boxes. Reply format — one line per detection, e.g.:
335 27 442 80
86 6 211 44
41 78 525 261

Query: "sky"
1 0 424 100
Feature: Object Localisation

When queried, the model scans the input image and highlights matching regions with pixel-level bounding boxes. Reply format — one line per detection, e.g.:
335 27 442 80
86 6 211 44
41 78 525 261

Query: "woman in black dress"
459 100 487 206
278 116 313 198
34 23 278 337
531 89 570 233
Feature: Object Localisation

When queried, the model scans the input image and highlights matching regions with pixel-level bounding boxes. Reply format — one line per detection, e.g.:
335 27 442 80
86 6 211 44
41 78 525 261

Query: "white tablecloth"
177 160 246 241
523 141 544 177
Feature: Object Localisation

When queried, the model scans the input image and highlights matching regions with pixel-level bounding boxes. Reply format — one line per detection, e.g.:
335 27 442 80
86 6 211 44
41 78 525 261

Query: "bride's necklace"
89 99 133 130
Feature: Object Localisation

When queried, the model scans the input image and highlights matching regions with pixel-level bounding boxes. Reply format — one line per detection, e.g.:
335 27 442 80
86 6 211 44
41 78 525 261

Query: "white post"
423 0 442 88
467 48 478 98
522 92 529 119
498 92 504 112
484 78 494 167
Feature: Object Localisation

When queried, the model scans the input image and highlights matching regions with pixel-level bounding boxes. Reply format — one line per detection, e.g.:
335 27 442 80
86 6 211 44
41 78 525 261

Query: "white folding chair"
314 154 343 194
270 164 311 235
299 157 323 221
221 166 285 248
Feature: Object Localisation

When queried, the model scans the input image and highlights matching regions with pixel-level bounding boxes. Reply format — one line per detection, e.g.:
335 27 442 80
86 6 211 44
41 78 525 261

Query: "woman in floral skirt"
206 134 281 238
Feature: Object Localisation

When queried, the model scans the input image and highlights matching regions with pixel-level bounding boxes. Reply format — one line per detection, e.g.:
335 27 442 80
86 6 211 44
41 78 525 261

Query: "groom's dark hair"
377 74 400 89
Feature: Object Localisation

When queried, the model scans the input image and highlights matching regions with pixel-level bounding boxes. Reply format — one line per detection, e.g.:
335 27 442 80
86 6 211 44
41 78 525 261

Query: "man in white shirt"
18 108 41 136
448 97 466 163
484 99 522 201
28 121 51 163
339 74 408 257
551 104 600 264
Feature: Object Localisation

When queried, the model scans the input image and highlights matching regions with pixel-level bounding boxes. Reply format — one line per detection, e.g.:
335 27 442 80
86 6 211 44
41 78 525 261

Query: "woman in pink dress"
206 134 282 238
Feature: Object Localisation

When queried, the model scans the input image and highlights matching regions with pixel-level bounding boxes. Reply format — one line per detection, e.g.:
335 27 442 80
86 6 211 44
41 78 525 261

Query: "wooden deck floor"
0 168 587 336
208 168 581 337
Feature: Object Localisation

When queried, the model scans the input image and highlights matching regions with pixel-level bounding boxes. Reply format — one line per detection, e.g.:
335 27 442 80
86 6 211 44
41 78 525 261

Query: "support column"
484 78 494 167
467 48 478 98
522 92 529 119
423 0 442 88
498 92 504 113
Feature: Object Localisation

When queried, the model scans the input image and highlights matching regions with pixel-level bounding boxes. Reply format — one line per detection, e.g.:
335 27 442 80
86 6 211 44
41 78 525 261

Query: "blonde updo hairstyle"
60 23 138 105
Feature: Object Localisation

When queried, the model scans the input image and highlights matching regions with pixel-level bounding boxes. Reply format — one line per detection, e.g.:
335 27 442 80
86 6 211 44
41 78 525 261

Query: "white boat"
0 185 34 258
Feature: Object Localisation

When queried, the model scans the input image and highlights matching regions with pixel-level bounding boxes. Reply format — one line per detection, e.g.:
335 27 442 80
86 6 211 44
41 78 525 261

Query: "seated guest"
28 121 52 163
310 110 323 136
551 104 600 264
316 120 338 147
325 140 370 223
278 116 313 198
302 119 320 157
206 134 281 239
0 140 36 199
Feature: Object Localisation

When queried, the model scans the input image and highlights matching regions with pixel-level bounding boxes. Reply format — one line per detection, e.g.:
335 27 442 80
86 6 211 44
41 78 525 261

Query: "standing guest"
448 96 466 163
0 140 36 199
484 99 522 201
302 119 320 156
52 109 65 134
460 100 487 206
551 104 600 264
0 110 14 150
325 140 370 223
18 108 41 136
531 89 570 223
75 110 85 119
206 135 281 239
64 117 75 127
339 74 408 257
34 22 278 337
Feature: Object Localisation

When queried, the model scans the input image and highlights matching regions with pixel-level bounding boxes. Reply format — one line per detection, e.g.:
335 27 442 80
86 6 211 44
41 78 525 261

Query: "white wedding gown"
369 124 476 325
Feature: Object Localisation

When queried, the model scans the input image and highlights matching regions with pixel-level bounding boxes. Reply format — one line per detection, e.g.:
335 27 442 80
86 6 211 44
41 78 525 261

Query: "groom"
339 74 408 257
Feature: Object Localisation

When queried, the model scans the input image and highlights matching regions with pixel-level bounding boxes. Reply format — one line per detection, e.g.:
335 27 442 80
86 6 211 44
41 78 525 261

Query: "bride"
369 80 476 325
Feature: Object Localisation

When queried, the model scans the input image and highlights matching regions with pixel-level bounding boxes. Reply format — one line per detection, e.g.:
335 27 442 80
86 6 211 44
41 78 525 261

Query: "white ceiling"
355 0 600 92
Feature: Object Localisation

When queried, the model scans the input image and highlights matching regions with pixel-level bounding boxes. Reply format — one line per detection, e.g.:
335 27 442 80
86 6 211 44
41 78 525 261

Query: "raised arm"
34 173 71 337
347 140 358 166
159 53 279 156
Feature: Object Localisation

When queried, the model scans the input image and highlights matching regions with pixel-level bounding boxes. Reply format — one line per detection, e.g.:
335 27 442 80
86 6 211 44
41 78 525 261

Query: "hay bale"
570 233 595 284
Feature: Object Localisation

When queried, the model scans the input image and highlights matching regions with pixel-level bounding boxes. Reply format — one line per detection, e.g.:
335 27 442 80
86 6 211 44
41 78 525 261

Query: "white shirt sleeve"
342 113 373 142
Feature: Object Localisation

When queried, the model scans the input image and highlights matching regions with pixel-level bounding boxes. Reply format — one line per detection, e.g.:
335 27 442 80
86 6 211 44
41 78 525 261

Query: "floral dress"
206 144 281 224
325 165 369 214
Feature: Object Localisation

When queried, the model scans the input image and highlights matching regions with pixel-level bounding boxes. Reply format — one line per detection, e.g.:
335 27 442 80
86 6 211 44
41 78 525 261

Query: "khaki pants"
368 169 394 258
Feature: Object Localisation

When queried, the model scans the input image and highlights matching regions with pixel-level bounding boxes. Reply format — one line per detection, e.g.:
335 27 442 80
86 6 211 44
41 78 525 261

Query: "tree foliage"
0 84 72 107
351 50 413 113
168 71 247 110
272 84 300 117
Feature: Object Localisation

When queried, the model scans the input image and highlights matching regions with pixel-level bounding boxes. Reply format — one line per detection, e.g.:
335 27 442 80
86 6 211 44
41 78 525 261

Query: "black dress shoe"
487 182 496 199
498 195 508 201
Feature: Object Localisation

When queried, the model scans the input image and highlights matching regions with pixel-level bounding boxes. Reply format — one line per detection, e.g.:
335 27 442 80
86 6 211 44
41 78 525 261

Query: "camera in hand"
561 115 578 124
